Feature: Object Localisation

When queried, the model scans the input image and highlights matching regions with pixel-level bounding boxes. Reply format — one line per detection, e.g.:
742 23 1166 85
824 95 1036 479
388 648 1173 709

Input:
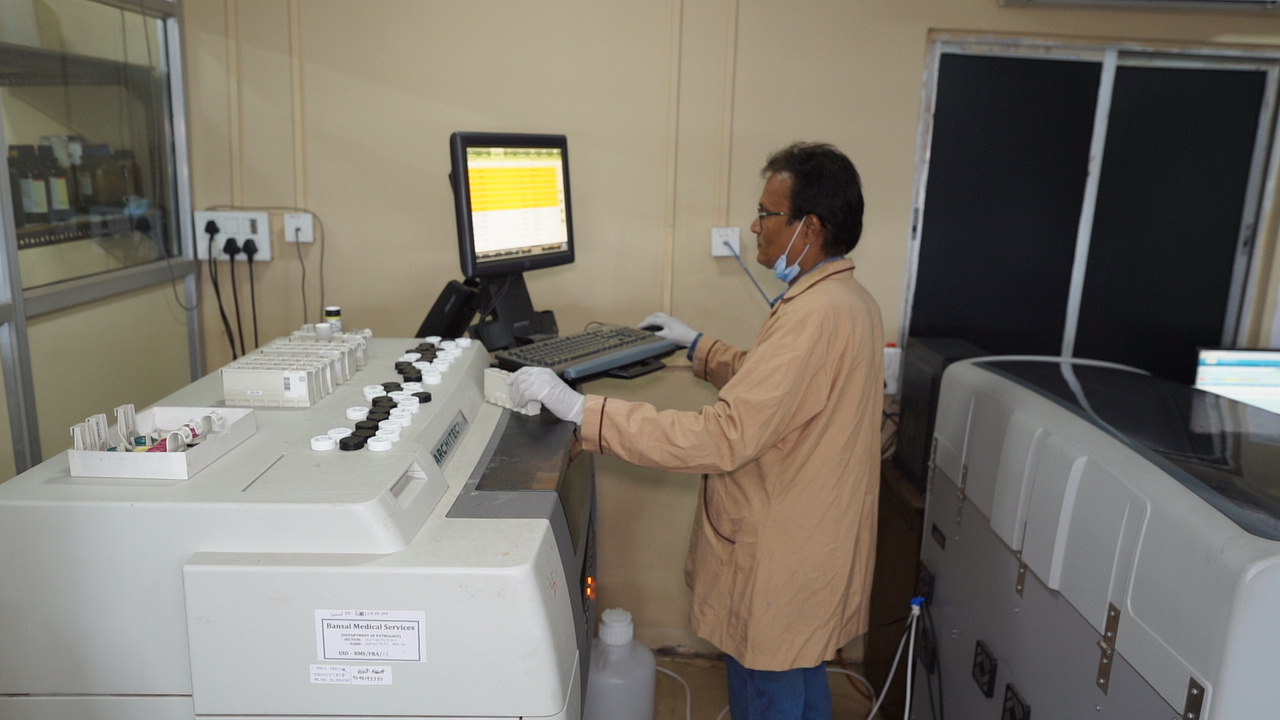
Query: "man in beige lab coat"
511 142 883 720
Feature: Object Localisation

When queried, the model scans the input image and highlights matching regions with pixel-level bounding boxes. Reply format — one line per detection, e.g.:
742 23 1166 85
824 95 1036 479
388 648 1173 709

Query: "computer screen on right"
1194 348 1280 414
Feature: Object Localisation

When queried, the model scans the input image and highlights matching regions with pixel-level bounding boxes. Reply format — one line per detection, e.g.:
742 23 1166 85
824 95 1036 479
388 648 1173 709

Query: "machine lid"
976 358 1280 541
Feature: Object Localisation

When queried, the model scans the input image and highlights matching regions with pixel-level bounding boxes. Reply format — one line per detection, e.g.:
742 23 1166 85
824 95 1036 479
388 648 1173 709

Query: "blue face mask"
772 215 810 283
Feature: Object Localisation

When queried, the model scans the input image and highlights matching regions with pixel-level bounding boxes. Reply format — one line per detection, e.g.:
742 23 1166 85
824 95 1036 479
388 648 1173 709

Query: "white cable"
724 240 773 306
902 601 923 720
655 665 692 720
716 705 730 720
865 610 918 720
827 666 877 699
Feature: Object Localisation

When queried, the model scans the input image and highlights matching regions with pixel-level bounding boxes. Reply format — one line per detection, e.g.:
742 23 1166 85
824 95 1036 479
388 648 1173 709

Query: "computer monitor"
451 132 574 279
1194 348 1280 415
448 132 571 349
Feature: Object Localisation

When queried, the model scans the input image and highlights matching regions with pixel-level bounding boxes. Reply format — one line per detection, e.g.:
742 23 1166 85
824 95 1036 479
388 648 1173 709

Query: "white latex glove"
640 312 699 348
508 367 585 424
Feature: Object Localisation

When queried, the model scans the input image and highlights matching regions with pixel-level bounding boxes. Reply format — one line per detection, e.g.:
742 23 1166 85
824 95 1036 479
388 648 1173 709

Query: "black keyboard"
494 325 678 380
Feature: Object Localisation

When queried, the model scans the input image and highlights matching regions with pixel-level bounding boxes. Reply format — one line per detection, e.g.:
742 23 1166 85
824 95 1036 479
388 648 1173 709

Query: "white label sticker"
310 664 393 685
315 610 426 662
310 665 350 684
353 666 393 685
284 371 309 399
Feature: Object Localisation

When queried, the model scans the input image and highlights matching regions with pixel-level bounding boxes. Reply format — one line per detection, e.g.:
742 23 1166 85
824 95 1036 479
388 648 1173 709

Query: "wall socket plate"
712 226 740 257
284 212 315 243
194 211 271 261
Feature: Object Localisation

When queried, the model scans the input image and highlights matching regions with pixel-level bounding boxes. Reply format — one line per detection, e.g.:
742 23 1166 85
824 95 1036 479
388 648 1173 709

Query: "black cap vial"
339 435 366 451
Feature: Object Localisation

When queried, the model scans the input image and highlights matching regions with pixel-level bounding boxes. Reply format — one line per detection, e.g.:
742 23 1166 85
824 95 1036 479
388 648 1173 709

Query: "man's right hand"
640 312 699 348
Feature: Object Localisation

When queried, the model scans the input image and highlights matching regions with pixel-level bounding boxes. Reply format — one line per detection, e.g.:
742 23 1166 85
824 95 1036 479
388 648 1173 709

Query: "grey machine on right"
914 357 1280 720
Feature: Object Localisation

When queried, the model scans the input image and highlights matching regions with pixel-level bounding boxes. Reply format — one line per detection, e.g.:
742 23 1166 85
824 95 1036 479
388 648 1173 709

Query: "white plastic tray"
67 406 256 480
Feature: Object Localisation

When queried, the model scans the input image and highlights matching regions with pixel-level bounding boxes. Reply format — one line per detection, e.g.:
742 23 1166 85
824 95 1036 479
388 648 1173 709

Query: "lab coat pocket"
702 473 739 545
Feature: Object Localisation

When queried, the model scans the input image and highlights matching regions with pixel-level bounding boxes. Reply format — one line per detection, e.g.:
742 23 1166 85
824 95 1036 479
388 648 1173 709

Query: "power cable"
244 239 260 349
205 223 237 358
295 225 309 324
224 237 246 356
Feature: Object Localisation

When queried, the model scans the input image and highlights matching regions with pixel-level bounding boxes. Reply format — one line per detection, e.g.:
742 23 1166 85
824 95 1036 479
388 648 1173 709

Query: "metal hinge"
928 436 939 492
955 463 968 525
1183 677 1205 720
1095 603 1120 694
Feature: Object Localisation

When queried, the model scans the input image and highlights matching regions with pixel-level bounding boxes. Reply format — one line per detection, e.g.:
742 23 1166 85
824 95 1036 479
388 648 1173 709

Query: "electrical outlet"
284 212 315 243
194 211 271 261
712 226 740 257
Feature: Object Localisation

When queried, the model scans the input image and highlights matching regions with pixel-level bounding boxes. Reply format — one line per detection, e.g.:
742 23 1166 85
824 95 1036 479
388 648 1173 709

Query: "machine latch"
1183 677 1205 720
928 436 939 492
955 463 968 525
1015 556 1027 597
1095 603 1121 694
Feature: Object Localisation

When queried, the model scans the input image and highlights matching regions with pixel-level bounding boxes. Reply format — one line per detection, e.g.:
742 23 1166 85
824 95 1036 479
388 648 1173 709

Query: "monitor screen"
1194 348 1280 415
450 132 574 279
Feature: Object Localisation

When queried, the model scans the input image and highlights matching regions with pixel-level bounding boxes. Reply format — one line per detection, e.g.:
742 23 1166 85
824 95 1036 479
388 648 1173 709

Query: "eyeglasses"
757 209 790 223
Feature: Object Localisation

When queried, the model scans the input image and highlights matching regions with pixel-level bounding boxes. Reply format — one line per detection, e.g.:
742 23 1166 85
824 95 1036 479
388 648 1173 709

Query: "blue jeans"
725 654 832 720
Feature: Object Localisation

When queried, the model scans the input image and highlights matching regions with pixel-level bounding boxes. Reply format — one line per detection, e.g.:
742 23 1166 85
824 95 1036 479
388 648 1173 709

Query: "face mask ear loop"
773 215 811 284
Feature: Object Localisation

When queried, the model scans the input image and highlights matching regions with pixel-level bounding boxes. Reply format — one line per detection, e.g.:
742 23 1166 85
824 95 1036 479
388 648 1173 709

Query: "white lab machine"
915 357 1280 720
0 339 595 720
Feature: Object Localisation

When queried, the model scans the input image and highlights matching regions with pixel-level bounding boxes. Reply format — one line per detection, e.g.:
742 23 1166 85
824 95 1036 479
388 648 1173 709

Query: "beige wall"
182 0 1280 650
27 282 192 457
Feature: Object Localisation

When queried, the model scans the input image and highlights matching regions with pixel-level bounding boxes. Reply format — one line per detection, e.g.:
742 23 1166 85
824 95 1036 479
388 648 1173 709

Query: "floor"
654 654 883 720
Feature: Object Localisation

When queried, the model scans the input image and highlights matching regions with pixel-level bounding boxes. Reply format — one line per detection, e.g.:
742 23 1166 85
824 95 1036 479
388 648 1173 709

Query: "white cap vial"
390 408 414 424
401 382 424 392
324 306 342 333
315 322 333 341
423 372 443 385
376 427 400 442
310 435 338 451
400 353 422 362
424 335 442 345
328 427 353 440
366 436 394 452
346 406 370 421
456 337 473 348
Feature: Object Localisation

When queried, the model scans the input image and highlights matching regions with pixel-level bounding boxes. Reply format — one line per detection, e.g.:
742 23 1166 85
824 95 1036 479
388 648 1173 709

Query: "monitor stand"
470 273 558 351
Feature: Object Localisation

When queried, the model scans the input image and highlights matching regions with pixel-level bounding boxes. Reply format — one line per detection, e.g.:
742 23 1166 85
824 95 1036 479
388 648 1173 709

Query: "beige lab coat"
579 258 884 670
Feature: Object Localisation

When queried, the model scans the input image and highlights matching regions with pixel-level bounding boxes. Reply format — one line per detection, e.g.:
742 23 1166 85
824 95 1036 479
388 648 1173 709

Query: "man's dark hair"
762 142 864 255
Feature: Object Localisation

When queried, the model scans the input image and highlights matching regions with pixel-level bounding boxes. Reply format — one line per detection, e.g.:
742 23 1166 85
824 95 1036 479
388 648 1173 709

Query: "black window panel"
910 54 1100 355
1075 66 1267 384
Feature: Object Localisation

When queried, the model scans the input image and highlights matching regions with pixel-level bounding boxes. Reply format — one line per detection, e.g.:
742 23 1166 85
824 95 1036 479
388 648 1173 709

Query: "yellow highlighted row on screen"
469 166 562 212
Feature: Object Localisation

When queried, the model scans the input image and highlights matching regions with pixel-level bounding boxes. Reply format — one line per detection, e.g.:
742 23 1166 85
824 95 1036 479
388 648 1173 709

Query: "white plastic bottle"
583 608 656 720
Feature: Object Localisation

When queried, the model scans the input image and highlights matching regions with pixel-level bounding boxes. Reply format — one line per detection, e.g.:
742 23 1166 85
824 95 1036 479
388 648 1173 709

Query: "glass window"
2 0 177 289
